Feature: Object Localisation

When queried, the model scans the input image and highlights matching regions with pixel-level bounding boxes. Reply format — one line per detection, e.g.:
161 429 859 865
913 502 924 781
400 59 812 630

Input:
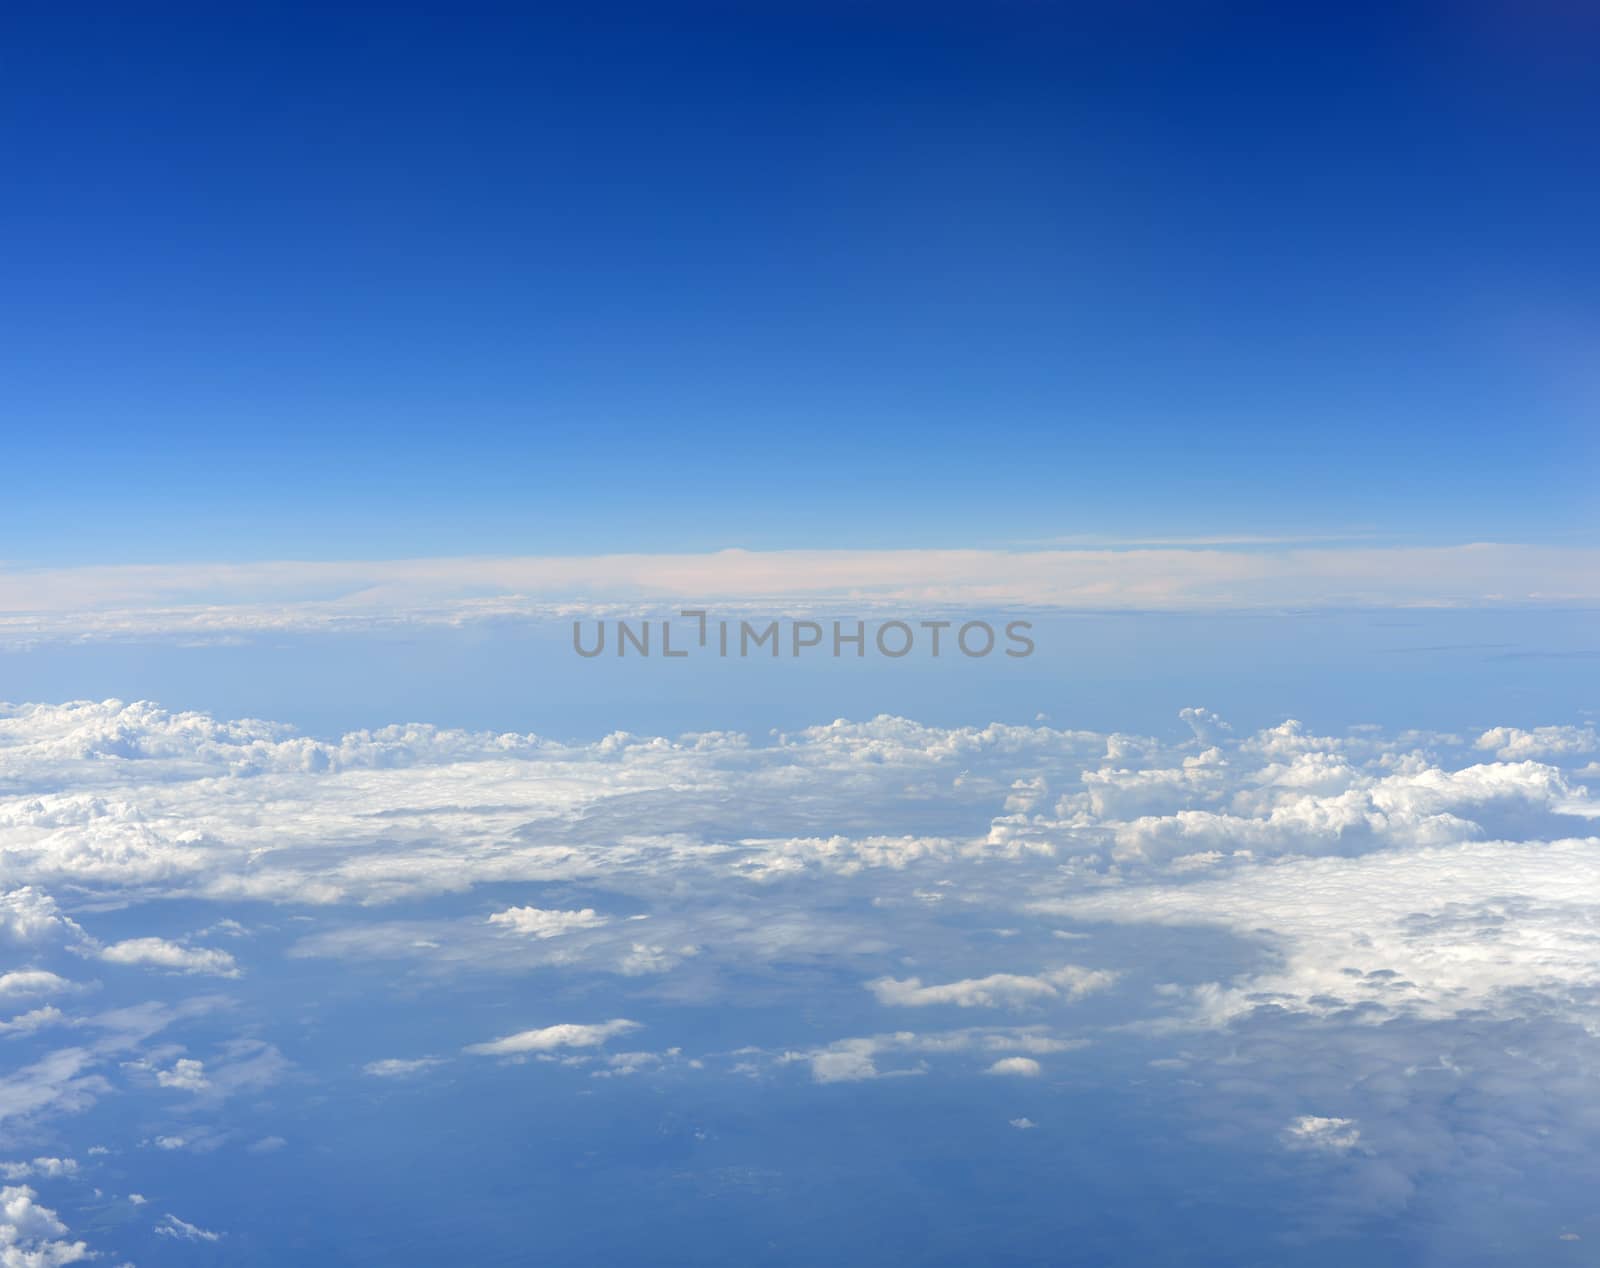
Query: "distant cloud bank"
1 543 1597 645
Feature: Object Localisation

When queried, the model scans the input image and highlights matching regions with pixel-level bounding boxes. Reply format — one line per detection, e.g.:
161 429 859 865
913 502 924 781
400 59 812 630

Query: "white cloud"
155 1058 208 1092
463 1020 640 1058
4 690 1600 1246
1009 1117 1038 1129
0 1161 75 1182
868 966 1115 1009
487 906 608 938
0 1185 91 1265
362 1057 447 1078
98 939 239 978
0 1008 68 1038
3 543 1599 647
1475 725 1597 760
808 1044 884 1084
1040 836 1600 1027
780 1027 1087 1084
985 1057 1042 1077
0 890 78 946
155 1213 222 1242
1283 1115 1362 1153
0 973 75 1001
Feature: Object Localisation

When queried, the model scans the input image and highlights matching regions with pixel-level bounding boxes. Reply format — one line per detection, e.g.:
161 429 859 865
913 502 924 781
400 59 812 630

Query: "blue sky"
4 1 1597 561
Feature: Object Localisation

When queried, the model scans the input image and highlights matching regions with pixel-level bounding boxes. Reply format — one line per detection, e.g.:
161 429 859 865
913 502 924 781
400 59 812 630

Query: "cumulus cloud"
0 1160 76 1182
486 906 608 938
985 1057 1042 1077
98 939 239 978
867 966 1115 1009
155 1058 208 1091
463 1020 641 1057
1475 725 1597 761
0 972 77 1001
3 692 1600 1248
780 1027 1088 1084
1040 836 1600 1027
0 890 79 946
0 1185 91 1265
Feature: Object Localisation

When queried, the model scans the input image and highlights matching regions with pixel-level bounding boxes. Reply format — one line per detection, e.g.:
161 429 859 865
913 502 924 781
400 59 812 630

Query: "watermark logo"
573 610 1034 659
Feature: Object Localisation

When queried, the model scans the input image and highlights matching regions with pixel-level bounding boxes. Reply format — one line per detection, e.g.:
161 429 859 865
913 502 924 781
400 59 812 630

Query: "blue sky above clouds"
2 3 1599 1266
3 1 1598 560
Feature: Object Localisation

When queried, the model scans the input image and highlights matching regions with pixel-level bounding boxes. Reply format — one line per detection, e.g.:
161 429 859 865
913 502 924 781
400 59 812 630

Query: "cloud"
1009 1117 1038 1129
780 1027 1088 1084
0 890 78 946
0 1051 109 1133
0 972 77 1001
808 1044 885 1084
155 1213 222 1242
463 1020 641 1057
155 1058 208 1091
0 1160 76 1182
3 543 1599 647
1283 1115 1362 1153
4 699 1586 931
867 967 1115 1009
486 906 608 938
4 691 1600 1250
0 1007 68 1038
985 1057 1042 1077
98 939 239 978
1040 836 1600 1027
362 1057 447 1078
0 1185 92 1265
1475 725 1597 760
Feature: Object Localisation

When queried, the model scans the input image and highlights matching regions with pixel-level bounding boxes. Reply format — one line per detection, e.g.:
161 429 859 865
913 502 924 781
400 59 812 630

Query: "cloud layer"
3 542 1599 645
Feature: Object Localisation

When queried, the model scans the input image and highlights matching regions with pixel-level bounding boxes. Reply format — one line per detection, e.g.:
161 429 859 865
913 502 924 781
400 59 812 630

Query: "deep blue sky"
4 1 1596 562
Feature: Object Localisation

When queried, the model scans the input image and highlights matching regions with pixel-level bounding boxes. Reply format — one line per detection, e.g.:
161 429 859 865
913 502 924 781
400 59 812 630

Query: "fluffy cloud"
0 973 76 1001
97 939 239 978
1475 725 1597 761
0 1161 75 1182
780 1027 1089 1084
2 694 1599 1251
0 1185 91 1265
985 1057 1042 1077
867 966 1115 1009
155 1058 208 1091
0 891 78 946
463 1020 641 1057
1039 836 1600 1026
486 906 608 938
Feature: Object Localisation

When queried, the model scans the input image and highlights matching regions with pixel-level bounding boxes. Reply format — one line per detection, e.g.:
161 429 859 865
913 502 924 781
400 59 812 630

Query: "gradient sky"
4 1 1597 563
